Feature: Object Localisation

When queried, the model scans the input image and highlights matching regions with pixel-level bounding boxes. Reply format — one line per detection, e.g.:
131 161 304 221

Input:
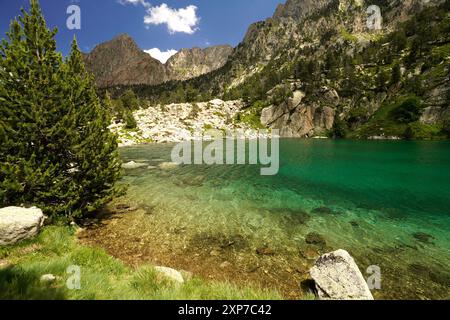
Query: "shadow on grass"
0 266 67 300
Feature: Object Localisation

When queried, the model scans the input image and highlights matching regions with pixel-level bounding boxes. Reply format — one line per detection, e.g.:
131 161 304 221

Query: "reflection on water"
116 139 450 299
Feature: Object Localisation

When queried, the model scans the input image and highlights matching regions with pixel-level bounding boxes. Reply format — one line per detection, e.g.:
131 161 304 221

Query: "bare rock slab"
310 249 374 300
0 207 45 246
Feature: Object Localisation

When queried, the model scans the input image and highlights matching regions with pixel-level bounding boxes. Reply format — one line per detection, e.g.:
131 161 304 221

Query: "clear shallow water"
120 139 450 299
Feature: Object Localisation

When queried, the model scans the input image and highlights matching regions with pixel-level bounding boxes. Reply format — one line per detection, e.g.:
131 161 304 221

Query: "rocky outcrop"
261 87 337 137
83 34 232 88
310 249 374 300
110 99 270 146
166 45 233 81
0 207 45 246
272 0 331 21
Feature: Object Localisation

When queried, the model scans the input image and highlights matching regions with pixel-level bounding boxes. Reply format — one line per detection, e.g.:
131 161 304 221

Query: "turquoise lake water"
120 139 450 299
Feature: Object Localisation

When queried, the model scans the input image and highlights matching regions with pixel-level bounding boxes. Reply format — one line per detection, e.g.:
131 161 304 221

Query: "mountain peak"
83 35 233 87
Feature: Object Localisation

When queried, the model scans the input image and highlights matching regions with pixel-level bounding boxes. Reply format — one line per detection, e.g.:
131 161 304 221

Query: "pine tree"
63 38 122 218
0 0 122 221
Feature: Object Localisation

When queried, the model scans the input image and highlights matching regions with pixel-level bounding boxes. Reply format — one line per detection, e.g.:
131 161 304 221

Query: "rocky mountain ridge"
83 34 232 88
101 0 449 140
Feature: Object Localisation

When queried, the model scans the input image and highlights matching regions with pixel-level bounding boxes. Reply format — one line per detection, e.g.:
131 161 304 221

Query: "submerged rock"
305 232 327 247
273 208 310 225
299 246 320 260
412 232 435 244
0 207 45 246
310 249 374 300
256 245 276 256
349 221 360 228
311 206 338 215
122 161 147 169
408 263 450 286
159 162 179 170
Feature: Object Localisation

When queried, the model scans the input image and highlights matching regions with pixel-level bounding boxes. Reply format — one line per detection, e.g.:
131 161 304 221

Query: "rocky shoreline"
109 99 274 147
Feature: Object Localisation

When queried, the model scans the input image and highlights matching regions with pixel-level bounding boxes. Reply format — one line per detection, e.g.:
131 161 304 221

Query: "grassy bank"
0 226 282 300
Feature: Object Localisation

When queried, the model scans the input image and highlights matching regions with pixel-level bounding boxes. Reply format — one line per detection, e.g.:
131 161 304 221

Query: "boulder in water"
122 161 147 169
305 232 327 247
310 249 374 300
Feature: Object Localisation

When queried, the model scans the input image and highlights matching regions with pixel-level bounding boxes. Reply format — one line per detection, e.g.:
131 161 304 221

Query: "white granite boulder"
154 266 185 284
0 207 45 246
310 249 374 300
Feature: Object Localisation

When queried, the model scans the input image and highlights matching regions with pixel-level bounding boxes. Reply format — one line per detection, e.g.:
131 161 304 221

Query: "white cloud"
144 4 200 34
118 0 151 8
119 1 200 35
144 48 178 63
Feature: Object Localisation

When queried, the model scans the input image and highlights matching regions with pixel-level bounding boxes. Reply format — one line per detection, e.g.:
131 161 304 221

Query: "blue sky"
0 0 283 62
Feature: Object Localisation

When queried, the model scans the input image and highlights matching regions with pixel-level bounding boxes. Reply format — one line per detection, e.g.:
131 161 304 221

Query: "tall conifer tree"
0 0 121 220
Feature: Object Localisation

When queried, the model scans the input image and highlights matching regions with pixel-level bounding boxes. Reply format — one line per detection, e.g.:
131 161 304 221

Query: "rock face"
272 0 331 21
166 45 233 81
310 249 374 300
261 87 337 137
83 34 232 88
0 207 45 246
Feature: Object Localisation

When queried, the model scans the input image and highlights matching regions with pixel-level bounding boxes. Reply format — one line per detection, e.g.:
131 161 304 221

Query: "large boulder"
154 266 185 284
310 249 374 300
0 207 45 246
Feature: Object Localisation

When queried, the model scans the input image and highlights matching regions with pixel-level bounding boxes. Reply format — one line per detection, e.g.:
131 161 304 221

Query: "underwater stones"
191 232 249 252
407 263 450 287
0 207 45 246
412 232 435 244
140 204 156 215
407 263 430 277
159 162 179 170
310 249 374 300
256 245 276 256
311 206 339 215
182 175 205 187
299 246 320 260
122 161 147 169
349 221 359 228
305 232 327 247
382 208 409 220
277 208 310 225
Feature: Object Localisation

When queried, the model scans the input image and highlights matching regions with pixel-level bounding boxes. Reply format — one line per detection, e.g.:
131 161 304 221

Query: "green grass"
0 226 282 300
